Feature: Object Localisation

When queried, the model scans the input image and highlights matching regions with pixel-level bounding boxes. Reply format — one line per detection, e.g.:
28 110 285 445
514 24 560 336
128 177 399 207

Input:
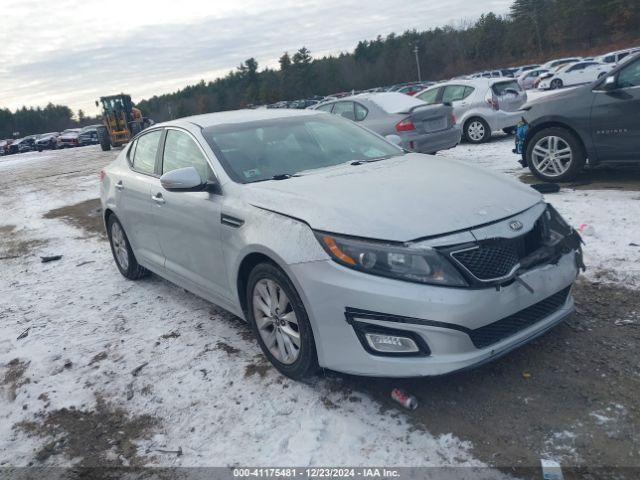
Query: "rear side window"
131 130 161 175
316 103 334 113
354 103 368 121
442 85 472 102
416 88 439 105
162 130 212 180
332 102 355 121
492 80 522 95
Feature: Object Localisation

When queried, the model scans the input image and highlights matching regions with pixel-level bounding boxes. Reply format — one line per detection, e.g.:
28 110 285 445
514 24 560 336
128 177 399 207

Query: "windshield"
202 114 404 183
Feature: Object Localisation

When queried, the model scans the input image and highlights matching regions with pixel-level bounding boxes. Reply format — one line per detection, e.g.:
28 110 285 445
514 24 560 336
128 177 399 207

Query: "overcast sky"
0 0 511 116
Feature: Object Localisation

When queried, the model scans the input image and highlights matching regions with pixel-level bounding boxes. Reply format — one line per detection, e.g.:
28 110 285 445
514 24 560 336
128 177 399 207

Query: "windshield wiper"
271 173 299 180
350 154 398 166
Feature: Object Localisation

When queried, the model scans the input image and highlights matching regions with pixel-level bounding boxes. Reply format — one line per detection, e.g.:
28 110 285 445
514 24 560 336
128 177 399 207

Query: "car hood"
243 154 542 242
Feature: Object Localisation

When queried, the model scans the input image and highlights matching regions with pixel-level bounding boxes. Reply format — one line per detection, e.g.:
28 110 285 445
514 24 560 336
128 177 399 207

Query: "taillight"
450 114 456 125
396 118 416 132
99 170 106 182
487 95 499 111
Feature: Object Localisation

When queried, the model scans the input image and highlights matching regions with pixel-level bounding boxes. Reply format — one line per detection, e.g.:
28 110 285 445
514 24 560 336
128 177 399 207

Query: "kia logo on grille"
509 220 524 231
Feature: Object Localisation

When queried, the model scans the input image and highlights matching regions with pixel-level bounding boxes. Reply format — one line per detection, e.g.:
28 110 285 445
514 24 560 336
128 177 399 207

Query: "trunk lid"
407 103 454 133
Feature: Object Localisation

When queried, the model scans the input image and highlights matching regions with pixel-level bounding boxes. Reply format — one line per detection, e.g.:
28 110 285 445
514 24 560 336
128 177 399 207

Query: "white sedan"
538 61 613 90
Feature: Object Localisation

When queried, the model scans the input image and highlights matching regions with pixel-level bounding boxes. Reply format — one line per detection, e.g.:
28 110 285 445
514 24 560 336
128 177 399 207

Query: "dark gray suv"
515 53 640 182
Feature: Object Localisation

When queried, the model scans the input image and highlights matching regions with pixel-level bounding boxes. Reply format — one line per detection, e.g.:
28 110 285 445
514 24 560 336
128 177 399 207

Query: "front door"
591 58 640 161
151 128 231 302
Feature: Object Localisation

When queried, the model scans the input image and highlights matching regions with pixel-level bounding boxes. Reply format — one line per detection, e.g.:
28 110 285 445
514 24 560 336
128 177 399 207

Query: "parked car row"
0 124 103 155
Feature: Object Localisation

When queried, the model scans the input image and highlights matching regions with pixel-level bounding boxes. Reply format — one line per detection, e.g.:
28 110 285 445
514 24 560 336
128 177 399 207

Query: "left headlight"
315 232 468 287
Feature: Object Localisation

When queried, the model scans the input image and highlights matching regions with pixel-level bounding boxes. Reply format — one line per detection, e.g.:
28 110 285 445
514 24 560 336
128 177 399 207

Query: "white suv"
415 78 528 143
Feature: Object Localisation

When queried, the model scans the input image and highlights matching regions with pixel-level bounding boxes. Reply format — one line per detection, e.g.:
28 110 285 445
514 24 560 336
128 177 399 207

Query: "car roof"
167 108 324 129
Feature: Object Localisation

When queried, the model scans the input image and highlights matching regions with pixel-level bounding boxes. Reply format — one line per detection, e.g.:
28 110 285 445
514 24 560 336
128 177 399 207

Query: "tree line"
2 0 638 136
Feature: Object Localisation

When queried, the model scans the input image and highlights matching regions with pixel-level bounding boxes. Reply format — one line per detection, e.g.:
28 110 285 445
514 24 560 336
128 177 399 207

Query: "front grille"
452 240 522 280
449 218 545 282
469 287 571 349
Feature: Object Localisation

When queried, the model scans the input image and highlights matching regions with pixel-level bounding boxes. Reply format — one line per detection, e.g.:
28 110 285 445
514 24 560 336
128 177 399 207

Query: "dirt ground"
345 280 640 479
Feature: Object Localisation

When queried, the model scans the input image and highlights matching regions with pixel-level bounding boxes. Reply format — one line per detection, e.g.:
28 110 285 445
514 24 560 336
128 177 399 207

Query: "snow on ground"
1 134 638 471
439 137 640 288
0 147 505 476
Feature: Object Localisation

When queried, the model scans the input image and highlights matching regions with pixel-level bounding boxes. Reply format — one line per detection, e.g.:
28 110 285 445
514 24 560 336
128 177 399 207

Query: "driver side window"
162 130 212 180
617 60 640 88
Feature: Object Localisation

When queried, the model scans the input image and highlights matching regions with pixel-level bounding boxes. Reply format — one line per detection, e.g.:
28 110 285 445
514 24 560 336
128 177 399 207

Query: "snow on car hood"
243 153 542 242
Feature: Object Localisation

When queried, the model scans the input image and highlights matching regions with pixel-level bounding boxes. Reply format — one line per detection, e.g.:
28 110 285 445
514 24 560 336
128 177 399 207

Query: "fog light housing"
365 333 419 353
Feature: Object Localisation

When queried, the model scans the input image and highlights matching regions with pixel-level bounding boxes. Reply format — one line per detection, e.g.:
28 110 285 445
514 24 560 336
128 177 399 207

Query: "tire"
107 215 149 280
550 79 563 90
97 126 111 151
246 262 318 380
526 127 586 182
464 117 491 144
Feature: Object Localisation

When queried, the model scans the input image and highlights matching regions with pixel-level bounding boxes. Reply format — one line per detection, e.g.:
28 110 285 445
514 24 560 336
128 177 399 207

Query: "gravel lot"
1 138 639 479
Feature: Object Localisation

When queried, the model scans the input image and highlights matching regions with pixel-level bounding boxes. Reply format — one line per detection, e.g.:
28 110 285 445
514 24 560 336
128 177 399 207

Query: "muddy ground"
26 195 640 478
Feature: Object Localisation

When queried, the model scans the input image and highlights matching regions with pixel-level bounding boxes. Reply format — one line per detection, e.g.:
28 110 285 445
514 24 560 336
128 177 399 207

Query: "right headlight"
315 231 467 287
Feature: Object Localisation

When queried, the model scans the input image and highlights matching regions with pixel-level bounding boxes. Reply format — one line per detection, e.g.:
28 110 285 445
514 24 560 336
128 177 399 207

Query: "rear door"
115 129 165 268
151 128 230 301
591 58 640 161
441 84 474 120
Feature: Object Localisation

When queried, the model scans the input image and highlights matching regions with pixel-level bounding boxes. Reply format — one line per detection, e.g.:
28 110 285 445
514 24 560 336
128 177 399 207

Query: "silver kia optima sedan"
100 109 584 379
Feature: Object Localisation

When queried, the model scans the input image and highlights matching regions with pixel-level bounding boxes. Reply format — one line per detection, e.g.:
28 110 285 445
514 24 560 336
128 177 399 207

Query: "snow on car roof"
355 92 426 114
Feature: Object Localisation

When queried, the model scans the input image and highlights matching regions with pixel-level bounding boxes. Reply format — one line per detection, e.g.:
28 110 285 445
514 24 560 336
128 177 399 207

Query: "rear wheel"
246 262 318 380
526 127 585 182
107 215 149 280
464 117 491 143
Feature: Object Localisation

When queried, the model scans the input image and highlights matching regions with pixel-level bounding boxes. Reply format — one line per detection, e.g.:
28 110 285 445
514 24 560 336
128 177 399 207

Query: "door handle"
115 181 124 190
152 193 165 205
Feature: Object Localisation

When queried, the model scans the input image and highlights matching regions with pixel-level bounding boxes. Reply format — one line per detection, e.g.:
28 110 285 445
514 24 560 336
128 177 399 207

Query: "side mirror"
385 134 403 146
602 75 617 90
160 166 207 191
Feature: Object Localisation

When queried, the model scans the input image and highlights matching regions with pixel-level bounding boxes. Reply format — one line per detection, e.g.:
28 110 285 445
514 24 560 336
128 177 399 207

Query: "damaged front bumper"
292 202 583 377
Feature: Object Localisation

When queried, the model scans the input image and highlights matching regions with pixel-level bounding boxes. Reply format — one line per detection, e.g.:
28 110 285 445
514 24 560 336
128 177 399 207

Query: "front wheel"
107 215 149 280
246 262 318 380
550 79 563 90
464 117 491 144
526 127 585 182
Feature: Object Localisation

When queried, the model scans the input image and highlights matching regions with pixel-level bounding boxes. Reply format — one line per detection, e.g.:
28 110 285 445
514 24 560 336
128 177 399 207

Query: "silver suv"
101 109 582 380
415 78 528 143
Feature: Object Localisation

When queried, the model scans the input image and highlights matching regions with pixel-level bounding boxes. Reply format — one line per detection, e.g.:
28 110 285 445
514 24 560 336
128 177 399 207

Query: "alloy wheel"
531 136 573 177
467 121 485 142
110 222 129 270
252 278 300 364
